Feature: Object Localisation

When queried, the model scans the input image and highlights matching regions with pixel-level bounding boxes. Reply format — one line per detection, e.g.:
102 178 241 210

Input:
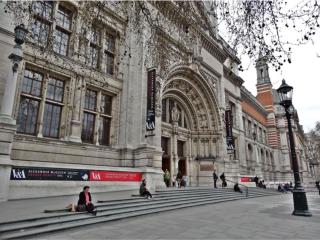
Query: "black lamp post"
277 79 312 217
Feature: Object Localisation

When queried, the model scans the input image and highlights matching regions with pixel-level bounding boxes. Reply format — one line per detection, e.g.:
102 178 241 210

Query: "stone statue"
171 103 180 122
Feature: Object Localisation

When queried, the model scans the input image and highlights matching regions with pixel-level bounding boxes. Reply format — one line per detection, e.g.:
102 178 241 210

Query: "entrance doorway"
178 158 187 176
161 137 170 173
177 140 186 176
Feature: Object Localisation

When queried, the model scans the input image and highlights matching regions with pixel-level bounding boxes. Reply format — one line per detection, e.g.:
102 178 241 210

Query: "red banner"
240 177 254 183
89 171 142 182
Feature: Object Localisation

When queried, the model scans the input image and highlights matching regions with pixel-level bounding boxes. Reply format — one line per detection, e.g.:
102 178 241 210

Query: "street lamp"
277 79 312 216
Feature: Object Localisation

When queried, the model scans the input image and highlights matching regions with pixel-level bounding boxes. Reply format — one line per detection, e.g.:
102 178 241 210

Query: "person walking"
77 186 97 215
164 169 171 187
213 170 218 188
176 171 183 188
254 175 259 187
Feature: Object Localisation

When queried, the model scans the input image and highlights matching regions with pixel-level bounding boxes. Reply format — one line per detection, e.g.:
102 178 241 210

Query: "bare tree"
4 0 320 71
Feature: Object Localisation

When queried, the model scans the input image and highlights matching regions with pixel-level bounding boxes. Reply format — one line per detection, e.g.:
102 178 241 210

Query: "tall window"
105 33 115 75
31 1 53 46
53 5 72 55
17 69 66 138
87 27 116 74
81 89 113 145
17 70 43 134
43 77 64 138
88 27 100 69
82 89 97 143
31 1 73 55
99 94 112 145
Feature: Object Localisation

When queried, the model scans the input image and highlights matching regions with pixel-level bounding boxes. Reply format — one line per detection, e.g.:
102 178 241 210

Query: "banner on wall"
89 171 142 182
146 68 156 131
10 167 142 182
225 110 235 154
10 167 89 181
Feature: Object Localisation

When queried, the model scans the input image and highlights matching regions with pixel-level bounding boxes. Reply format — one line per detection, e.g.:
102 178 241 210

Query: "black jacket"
78 191 92 205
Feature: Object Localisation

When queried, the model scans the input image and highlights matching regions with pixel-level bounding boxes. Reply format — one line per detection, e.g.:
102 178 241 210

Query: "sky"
239 32 320 133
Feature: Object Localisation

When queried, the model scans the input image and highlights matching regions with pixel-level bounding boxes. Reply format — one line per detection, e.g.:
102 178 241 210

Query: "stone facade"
0 1 315 201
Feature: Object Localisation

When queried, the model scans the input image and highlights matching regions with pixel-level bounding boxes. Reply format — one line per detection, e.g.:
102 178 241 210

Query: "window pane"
91 28 100 45
105 52 114 75
31 19 49 46
32 1 53 20
56 6 72 30
43 103 62 138
178 105 182 127
89 45 98 68
21 69 43 96
105 33 115 52
53 30 70 56
101 94 112 115
84 89 97 111
47 77 64 102
161 99 167 122
17 97 39 135
99 116 110 146
81 112 95 143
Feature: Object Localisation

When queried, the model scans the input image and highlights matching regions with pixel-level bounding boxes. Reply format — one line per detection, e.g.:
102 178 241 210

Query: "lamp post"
276 79 312 216
0 24 27 124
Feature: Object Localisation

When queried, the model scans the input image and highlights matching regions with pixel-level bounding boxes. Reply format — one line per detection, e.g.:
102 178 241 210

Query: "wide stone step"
0 191 240 227
0 192 243 233
0 189 281 239
1 196 246 239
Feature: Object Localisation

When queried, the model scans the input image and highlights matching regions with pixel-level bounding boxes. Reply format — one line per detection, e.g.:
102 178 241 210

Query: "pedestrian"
213 170 218 188
315 181 320 195
77 186 97 215
140 179 153 199
254 175 259 187
220 172 227 187
176 171 183 188
234 183 243 193
164 169 171 187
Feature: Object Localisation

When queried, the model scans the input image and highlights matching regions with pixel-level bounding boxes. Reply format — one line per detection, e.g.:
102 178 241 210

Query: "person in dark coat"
234 183 243 193
220 172 227 187
77 186 97 215
176 171 183 188
316 181 320 195
140 179 153 199
254 176 259 187
213 171 218 188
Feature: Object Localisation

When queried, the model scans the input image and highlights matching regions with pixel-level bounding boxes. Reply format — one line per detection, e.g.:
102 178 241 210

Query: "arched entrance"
159 64 221 186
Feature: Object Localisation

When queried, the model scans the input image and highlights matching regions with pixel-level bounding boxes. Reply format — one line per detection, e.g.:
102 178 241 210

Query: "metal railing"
225 179 249 197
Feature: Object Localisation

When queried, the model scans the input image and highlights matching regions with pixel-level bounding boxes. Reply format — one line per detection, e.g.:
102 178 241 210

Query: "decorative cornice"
200 34 228 63
225 89 241 101
241 86 268 117
223 66 244 87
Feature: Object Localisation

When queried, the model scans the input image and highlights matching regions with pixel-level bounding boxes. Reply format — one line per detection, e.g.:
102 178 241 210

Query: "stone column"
0 42 24 201
37 74 49 138
69 76 84 142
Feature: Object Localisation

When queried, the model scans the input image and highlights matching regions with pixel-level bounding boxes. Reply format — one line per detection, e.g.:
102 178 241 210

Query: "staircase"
0 187 281 239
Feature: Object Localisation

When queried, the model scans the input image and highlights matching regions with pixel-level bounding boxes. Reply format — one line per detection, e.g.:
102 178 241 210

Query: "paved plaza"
34 192 320 240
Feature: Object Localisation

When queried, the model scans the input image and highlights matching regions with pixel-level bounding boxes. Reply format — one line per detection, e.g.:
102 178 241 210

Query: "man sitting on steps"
140 179 153 199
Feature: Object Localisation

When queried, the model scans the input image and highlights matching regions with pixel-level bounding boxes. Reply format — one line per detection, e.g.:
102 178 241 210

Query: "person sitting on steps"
77 186 97 215
234 183 243 193
140 179 153 199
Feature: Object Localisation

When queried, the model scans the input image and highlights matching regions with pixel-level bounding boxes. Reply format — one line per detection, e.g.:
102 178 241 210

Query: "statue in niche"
171 103 180 122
